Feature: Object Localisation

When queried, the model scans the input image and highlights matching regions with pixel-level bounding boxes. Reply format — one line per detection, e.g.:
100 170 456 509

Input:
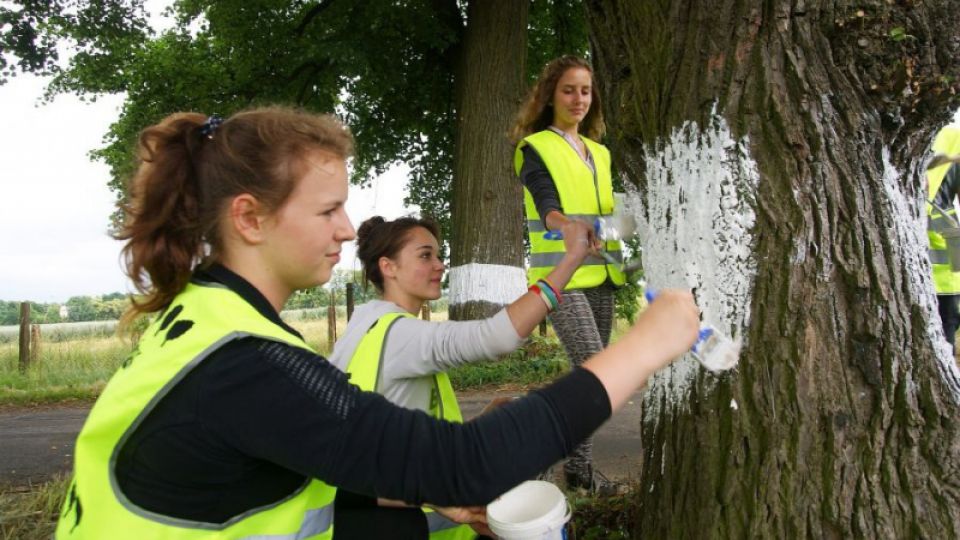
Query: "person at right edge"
928 124 960 354
511 55 626 495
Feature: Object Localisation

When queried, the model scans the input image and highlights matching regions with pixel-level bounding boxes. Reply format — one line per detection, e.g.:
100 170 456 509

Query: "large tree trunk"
448 0 528 320
586 1 960 537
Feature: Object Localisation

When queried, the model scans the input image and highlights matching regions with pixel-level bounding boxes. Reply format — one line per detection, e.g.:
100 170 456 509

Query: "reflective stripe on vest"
425 511 477 540
56 282 336 539
344 311 474 539
525 214 602 232
240 505 334 539
927 126 960 294
530 251 623 268
516 130 625 289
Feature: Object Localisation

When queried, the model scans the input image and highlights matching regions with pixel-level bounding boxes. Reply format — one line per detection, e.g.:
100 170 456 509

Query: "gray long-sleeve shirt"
329 300 524 411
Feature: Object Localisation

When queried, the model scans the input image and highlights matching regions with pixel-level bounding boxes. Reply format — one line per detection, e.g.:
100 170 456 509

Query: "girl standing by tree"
511 56 626 494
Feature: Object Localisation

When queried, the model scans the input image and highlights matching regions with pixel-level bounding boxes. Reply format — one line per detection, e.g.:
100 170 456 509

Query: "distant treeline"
0 271 439 325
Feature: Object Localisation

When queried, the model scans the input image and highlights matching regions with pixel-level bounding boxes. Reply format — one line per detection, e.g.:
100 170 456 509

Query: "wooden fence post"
30 324 41 364
327 305 337 348
346 283 355 321
18 302 30 373
421 302 431 321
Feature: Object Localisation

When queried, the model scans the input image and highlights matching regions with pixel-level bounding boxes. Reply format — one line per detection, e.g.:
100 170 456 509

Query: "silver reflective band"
930 217 958 233
530 251 623 267
526 213 612 233
931 249 951 265
426 511 463 533
241 504 334 540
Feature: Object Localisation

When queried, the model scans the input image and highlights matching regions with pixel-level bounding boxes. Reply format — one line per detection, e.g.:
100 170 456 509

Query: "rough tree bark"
586 1 960 537
448 0 528 320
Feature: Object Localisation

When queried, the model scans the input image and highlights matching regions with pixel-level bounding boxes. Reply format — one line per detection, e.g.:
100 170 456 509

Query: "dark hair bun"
357 216 386 247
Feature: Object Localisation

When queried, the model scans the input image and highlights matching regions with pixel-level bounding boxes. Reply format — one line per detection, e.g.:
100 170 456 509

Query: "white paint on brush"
629 106 759 415
448 263 528 307
881 148 960 402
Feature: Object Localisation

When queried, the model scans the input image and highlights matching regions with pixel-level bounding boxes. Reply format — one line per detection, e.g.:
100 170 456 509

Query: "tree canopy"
1 0 589 234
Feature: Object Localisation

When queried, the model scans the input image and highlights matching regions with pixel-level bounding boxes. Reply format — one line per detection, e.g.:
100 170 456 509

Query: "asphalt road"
0 390 644 488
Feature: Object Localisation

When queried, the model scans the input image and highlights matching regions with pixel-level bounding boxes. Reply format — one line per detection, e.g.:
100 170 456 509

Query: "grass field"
0 474 69 540
0 310 621 406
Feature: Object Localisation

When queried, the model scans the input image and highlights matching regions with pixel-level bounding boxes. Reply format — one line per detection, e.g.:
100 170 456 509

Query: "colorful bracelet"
537 278 562 305
539 289 555 311
529 283 555 311
537 282 560 310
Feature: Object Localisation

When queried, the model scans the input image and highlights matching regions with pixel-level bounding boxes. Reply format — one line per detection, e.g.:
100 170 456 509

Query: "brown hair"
115 106 354 325
509 55 605 143
356 215 441 292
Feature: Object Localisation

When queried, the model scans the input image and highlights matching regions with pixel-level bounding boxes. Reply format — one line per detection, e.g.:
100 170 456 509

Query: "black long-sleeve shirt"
114 264 611 528
519 145 564 227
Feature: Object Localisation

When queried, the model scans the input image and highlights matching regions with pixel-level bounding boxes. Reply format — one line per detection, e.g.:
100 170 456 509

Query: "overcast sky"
0 73 413 303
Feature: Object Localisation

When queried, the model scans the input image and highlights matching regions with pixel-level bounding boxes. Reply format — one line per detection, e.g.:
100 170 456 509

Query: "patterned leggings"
549 284 615 476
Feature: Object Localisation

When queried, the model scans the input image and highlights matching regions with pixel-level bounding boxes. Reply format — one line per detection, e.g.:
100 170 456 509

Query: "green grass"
567 488 640 540
0 312 629 405
0 333 131 406
0 474 69 540
448 333 570 390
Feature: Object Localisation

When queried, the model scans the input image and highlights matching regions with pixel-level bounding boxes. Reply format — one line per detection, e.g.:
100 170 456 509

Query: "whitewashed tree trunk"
448 0 529 320
587 0 960 536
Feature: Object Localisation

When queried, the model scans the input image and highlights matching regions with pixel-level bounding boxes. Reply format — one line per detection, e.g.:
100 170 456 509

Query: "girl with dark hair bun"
511 56 627 494
331 213 599 538
56 106 700 540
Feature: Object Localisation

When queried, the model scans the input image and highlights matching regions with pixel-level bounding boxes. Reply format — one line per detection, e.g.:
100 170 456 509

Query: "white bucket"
487 480 571 540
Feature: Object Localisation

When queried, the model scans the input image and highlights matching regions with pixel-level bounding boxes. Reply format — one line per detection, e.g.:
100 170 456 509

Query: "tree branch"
295 0 338 36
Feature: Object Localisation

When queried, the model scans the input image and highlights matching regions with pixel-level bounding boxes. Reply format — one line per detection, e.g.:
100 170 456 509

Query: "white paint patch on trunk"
880 148 960 402
448 263 527 307
626 108 759 416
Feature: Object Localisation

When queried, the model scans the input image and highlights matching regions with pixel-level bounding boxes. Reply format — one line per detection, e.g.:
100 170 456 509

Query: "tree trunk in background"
587 1 960 537
448 0 528 321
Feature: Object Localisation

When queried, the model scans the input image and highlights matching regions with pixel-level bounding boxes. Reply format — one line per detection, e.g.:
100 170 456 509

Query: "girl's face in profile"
261 149 355 292
384 226 445 303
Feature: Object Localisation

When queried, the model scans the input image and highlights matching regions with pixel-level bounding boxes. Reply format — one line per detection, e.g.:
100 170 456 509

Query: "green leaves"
4 0 589 237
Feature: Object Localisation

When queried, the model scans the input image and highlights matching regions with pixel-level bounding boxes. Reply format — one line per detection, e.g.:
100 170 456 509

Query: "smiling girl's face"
381 226 445 306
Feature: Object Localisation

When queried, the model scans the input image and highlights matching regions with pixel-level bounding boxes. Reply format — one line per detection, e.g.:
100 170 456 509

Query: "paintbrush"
644 290 741 373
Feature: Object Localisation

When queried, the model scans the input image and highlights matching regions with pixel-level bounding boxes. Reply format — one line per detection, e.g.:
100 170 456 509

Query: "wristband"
529 283 555 311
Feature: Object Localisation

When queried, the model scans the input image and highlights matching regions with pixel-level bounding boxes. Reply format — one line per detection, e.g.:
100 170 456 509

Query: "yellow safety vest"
345 312 474 540
56 282 336 539
928 125 960 294
515 130 626 289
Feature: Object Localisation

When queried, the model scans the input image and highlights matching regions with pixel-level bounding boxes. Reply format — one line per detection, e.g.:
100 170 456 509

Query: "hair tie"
200 115 224 139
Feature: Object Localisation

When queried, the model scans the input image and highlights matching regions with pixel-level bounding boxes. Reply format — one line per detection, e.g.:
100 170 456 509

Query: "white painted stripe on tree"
448 263 527 307
881 147 960 402
632 106 759 414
